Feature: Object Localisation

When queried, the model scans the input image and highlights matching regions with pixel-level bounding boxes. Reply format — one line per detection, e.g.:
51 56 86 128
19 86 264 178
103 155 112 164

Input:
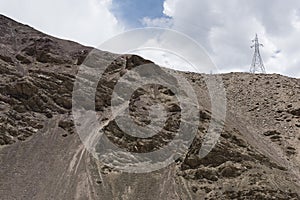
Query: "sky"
0 0 299 77
111 0 166 27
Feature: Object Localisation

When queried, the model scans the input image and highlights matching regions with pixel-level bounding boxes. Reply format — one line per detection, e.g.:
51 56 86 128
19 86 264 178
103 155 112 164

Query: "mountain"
0 14 299 200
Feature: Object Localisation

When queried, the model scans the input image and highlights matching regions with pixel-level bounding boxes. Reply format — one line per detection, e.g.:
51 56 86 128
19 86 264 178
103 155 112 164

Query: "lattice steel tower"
250 34 266 73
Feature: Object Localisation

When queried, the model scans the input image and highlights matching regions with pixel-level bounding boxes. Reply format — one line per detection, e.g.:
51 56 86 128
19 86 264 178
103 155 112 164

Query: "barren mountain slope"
0 15 299 200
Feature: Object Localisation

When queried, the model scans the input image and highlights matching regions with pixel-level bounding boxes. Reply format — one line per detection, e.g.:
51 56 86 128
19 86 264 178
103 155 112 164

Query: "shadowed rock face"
0 14 300 200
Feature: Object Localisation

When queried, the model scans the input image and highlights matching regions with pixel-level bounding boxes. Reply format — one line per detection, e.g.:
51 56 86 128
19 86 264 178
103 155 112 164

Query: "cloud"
0 0 124 46
141 17 173 28
0 0 299 77
142 0 300 77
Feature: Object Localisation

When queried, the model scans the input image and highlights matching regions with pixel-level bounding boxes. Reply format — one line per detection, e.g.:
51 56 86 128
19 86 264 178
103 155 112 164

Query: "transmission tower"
250 34 266 73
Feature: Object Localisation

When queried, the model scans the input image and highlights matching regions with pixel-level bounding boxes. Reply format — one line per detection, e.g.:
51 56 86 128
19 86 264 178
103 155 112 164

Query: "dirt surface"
0 14 300 200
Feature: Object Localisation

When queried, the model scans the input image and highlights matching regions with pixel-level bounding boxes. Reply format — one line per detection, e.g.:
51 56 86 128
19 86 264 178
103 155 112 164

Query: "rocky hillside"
0 14 299 200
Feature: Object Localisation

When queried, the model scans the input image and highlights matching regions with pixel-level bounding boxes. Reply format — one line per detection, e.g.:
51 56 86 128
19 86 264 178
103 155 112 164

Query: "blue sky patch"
111 0 165 27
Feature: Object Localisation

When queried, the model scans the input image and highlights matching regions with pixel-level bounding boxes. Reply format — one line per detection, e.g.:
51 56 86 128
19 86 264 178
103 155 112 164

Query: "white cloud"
142 0 300 77
141 17 173 28
163 0 179 17
0 0 299 77
0 0 124 46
